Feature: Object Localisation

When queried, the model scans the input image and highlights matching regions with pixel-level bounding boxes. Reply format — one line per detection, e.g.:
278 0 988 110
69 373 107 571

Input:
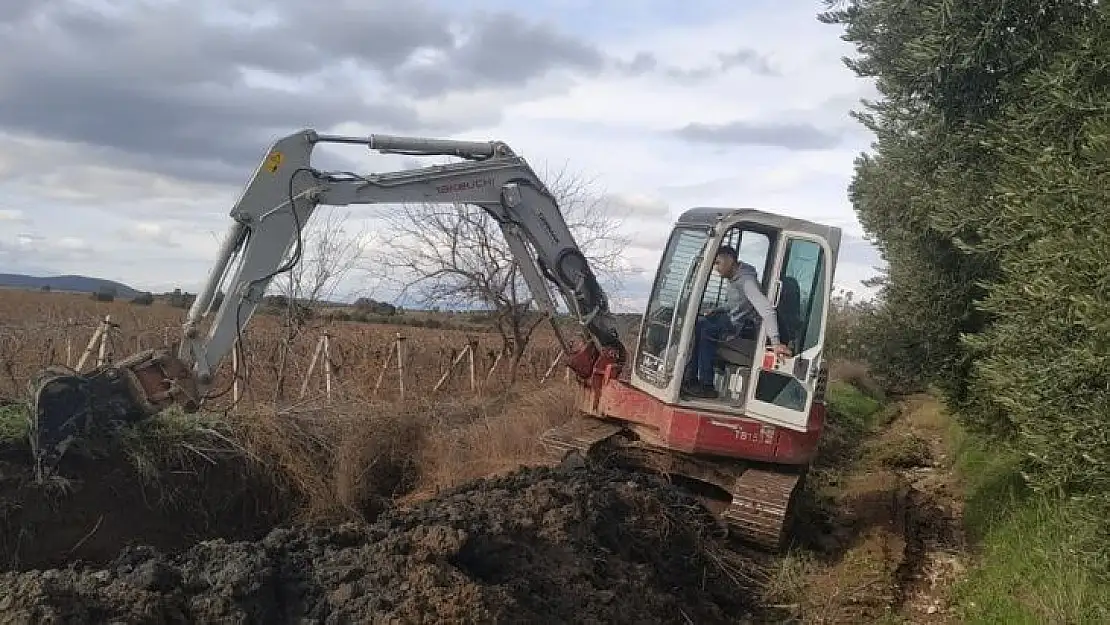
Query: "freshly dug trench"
0 466 760 624
0 401 432 573
0 432 298 573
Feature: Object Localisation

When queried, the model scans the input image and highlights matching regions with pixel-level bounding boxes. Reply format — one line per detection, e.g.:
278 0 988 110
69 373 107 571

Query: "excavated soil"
0 465 757 625
0 442 296 573
0 386 969 624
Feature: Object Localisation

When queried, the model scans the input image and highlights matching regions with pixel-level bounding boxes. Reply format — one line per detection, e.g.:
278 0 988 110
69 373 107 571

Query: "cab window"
699 227 772 312
636 227 710 386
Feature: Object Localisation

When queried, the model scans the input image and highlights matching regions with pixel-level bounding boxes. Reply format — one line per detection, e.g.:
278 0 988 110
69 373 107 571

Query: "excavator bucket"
30 349 200 472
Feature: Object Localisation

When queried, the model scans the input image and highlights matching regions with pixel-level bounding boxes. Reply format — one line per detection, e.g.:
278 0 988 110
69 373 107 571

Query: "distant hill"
0 273 143 298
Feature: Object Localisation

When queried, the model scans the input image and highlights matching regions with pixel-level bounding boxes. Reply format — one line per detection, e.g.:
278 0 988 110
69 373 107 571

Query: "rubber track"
539 418 623 459
723 469 801 551
542 417 802 551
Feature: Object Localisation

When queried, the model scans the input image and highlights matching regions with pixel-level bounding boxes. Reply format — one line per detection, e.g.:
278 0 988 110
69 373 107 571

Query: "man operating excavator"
682 244 792 399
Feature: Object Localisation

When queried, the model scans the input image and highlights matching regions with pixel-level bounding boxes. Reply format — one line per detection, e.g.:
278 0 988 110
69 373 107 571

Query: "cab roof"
675 206 842 255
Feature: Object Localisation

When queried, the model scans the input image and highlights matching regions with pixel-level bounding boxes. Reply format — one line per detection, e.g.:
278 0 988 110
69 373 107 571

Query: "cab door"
631 226 711 401
744 232 832 431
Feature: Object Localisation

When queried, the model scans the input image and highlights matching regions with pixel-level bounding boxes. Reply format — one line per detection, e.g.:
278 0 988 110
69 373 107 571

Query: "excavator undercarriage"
540 410 805 552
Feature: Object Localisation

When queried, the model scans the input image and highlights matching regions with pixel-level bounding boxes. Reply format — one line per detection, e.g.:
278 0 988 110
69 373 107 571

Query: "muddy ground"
0 390 970 625
0 451 757 624
0 444 296 573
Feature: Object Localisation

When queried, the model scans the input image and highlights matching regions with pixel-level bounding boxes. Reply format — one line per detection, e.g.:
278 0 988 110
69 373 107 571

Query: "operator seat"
712 276 803 367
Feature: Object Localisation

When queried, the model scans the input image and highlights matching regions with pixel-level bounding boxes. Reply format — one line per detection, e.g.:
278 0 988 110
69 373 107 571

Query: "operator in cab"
682 245 792 399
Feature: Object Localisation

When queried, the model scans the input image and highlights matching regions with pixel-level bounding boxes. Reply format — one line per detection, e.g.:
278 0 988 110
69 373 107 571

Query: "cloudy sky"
0 0 882 312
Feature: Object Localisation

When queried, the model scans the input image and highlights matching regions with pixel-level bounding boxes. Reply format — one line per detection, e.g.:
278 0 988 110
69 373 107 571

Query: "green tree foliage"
823 0 1109 513
130 291 154 306
824 288 872 363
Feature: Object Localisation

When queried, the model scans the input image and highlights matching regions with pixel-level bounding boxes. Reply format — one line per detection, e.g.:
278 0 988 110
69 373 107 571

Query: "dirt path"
764 393 970 624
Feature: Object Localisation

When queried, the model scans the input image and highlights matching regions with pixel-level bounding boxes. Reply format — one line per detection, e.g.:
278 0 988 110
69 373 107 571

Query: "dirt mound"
0 465 757 624
0 441 295 573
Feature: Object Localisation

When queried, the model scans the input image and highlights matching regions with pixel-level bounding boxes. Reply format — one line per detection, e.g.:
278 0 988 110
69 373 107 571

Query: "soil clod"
0 466 758 624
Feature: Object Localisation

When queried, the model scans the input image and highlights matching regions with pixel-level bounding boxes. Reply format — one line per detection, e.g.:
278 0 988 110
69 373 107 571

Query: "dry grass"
0 289 588 528
874 434 933 469
415 382 581 495
214 381 580 523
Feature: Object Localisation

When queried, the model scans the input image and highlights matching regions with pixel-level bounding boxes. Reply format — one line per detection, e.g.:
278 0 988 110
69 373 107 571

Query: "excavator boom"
30 129 625 470
181 130 622 385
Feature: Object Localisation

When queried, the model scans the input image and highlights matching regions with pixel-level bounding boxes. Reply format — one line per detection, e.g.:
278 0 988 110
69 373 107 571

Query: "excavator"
29 129 840 552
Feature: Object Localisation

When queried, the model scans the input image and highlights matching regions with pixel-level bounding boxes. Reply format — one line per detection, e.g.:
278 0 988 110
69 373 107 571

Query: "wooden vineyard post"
396 332 406 401
100 316 118 366
300 333 338 402
468 338 477 392
432 337 479 394
433 341 473 392
75 321 103 372
540 350 564 384
76 315 117 372
324 333 334 400
300 334 325 400
372 338 395 397
485 351 503 382
96 322 110 366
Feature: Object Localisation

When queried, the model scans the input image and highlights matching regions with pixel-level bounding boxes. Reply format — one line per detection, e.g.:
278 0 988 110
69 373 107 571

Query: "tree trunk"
274 308 305 402
509 346 524 384
274 338 291 401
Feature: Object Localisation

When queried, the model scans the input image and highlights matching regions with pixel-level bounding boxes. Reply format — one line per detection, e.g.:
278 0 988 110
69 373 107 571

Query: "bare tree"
377 164 631 380
268 208 368 399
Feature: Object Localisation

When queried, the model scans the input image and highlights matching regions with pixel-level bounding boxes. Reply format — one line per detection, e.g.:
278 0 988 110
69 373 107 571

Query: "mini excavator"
30 129 840 552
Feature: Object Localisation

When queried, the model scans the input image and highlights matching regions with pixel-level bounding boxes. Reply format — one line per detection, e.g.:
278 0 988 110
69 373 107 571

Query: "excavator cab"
632 207 840 431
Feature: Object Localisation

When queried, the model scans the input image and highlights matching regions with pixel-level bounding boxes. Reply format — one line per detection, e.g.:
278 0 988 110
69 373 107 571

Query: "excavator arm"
182 130 623 387
30 129 625 471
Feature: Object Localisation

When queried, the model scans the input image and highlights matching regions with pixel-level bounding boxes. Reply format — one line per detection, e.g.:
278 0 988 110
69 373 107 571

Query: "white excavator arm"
184 130 626 388
30 130 627 469
181 129 623 388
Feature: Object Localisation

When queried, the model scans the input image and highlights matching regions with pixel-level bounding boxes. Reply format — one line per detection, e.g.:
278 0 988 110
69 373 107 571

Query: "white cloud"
604 192 672 221
55 237 89 250
118 222 179 247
